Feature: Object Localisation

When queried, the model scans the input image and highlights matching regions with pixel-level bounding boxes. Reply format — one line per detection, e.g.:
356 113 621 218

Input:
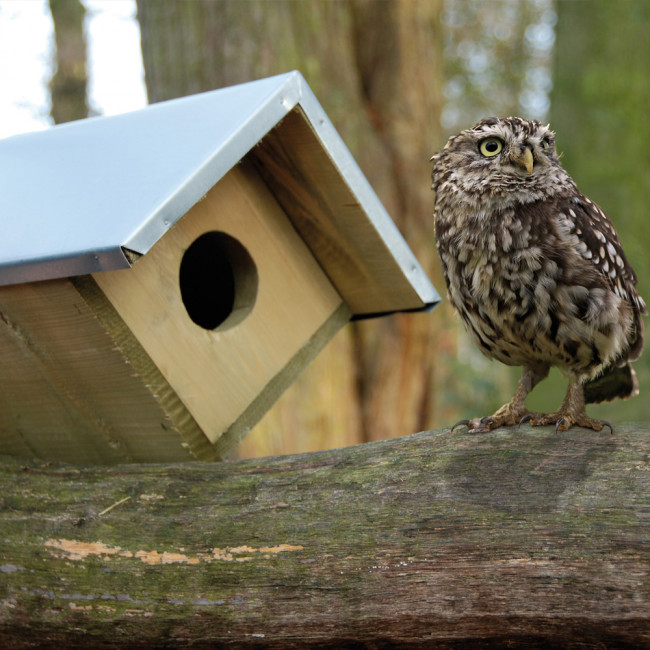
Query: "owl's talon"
554 417 569 434
518 413 535 428
600 420 614 435
450 419 471 433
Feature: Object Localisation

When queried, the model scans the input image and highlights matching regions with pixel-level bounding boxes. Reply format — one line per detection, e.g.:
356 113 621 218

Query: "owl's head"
432 117 570 206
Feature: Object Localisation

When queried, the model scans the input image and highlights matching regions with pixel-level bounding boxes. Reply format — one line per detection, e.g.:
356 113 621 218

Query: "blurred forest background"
22 0 650 457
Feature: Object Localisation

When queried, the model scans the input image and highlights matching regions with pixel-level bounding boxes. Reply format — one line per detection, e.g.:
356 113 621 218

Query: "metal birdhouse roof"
0 71 439 314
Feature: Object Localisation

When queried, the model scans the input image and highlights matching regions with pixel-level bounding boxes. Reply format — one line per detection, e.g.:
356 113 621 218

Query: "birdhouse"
0 71 439 464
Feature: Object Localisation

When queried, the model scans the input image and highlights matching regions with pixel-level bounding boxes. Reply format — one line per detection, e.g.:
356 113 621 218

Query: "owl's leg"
523 381 612 433
455 364 549 434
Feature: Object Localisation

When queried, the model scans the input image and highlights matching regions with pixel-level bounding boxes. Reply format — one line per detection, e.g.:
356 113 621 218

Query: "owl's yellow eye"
541 138 550 152
479 138 503 157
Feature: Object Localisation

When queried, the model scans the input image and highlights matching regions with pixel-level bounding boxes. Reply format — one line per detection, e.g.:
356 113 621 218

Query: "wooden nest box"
0 72 439 463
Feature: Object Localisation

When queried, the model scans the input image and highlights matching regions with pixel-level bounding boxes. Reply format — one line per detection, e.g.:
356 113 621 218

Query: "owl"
431 117 646 433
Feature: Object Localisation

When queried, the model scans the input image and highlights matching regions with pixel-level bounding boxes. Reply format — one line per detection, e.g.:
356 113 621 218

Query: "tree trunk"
551 0 650 425
1 425 648 648
48 0 88 124
135 0 450 458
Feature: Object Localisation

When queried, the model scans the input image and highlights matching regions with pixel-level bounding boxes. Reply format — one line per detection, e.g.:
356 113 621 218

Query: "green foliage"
551 0 650 423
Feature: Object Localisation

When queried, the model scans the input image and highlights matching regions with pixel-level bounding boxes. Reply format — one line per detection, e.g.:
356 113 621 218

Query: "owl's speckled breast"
437 204 552 367
435 197 634 381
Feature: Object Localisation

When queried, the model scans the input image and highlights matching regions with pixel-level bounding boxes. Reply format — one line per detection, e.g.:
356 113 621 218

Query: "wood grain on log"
0 425 648 648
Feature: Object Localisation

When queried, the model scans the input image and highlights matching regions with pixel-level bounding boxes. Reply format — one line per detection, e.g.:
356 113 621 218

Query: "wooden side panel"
94 160 346 446
0 279 210 464
251 107 431 315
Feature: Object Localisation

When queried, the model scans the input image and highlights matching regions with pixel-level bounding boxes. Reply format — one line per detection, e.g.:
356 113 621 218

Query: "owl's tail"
583 363 639 404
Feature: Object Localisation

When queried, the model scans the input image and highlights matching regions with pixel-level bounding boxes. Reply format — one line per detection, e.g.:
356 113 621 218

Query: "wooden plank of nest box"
94 159 348 457
0 277 210 464
0 424 647 647
0 158 350 464
252 107 432 316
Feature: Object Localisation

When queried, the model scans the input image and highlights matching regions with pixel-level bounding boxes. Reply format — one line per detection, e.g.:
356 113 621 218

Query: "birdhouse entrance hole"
179 231 258 331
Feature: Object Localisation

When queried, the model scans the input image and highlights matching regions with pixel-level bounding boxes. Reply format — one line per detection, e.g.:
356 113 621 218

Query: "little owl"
431 117 646 433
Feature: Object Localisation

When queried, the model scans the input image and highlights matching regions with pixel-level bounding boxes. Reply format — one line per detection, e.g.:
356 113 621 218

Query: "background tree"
48 0 87 124
549 0 650 423
135 0 451 457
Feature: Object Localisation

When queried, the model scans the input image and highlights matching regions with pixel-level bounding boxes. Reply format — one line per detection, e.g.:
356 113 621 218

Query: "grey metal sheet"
0 72 299 285
0 71 438 307
294 82 440 308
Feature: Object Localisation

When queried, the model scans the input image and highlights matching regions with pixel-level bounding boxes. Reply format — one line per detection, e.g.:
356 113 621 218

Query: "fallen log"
0 424 648 648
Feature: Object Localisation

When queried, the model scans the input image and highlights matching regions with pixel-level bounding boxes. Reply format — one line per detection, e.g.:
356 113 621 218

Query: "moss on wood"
0 424 648 648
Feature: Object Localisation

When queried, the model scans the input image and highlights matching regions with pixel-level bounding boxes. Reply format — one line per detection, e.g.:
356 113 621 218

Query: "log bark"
1 424 648 648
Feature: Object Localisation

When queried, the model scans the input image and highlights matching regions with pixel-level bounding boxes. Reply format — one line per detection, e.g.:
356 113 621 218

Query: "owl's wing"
555 192 646 365
558 193 647 317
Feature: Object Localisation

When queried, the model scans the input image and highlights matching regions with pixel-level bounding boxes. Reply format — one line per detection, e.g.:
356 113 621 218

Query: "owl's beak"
512 147 534 174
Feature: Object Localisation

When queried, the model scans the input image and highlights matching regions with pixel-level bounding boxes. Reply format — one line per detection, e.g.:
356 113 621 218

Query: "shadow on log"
0 424 648 648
